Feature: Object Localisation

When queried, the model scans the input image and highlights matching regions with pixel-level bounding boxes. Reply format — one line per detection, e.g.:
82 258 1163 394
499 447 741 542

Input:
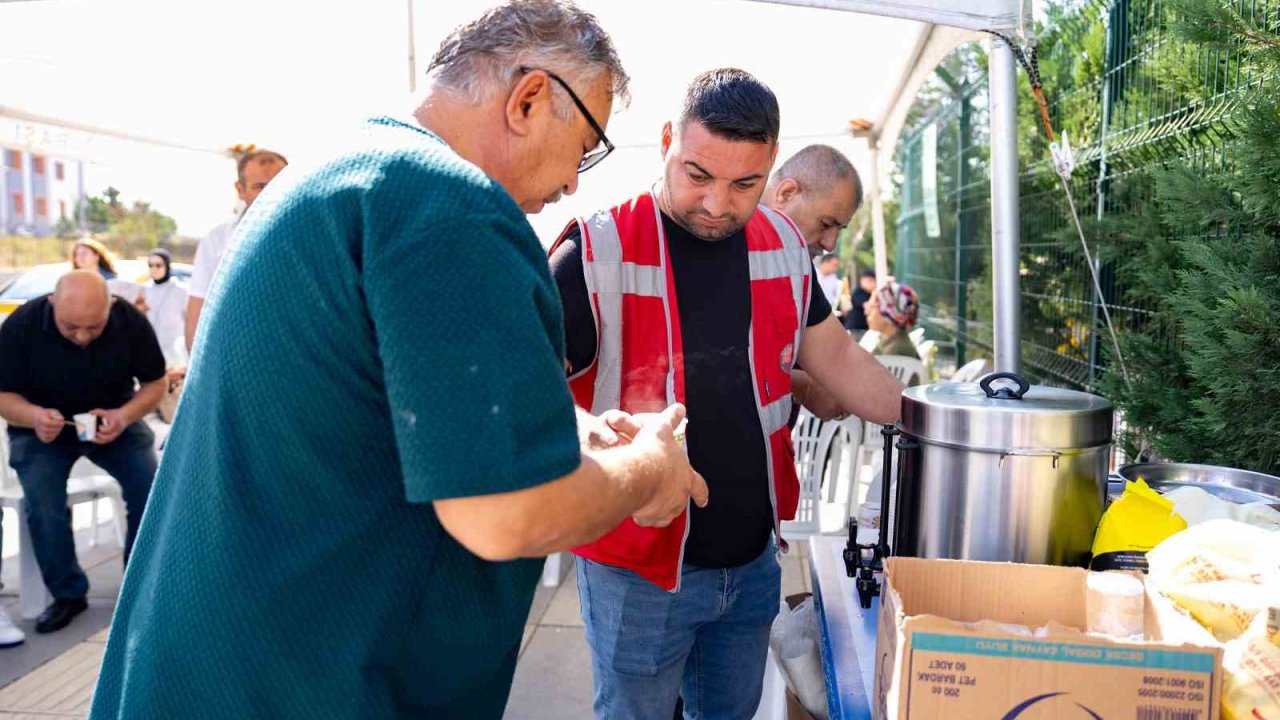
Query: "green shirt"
90 118 580 720
875 330 919 362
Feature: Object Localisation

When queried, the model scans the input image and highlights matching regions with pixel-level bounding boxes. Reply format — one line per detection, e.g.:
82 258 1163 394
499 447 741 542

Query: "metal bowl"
1114 462 1280 508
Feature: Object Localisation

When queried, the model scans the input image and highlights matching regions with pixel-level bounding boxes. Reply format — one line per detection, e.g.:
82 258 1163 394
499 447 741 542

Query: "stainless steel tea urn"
891 372 1114 567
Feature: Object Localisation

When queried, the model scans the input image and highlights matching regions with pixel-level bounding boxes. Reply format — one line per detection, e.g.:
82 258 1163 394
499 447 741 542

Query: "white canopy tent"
747 0 1029 373
1 0 1027 372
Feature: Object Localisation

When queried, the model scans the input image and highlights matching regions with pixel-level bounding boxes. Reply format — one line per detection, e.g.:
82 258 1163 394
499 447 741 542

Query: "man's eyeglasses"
519 66 614 173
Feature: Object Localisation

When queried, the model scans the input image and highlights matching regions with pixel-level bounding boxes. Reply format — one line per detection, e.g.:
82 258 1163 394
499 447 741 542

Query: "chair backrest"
858 330 881 352
784 408 840 538
0 420 19 492
950 358 989 383
876 354 926 387
908 327 926 347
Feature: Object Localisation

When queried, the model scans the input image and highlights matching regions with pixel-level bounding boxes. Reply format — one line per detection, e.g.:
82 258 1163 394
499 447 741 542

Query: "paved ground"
1 417 857 718
0 539 815 719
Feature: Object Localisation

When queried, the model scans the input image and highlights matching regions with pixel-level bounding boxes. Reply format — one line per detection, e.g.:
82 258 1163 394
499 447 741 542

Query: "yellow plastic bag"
1091 478 1188 572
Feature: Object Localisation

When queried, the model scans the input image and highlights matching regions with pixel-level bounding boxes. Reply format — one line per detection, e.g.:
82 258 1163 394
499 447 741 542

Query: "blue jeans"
577 541 782 720
7 422 156 600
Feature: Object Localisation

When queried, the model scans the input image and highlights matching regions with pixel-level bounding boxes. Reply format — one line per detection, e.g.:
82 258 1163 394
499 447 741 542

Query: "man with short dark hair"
550 68 903 719
185 148 289 352
847 268 877 334
0 270 165 634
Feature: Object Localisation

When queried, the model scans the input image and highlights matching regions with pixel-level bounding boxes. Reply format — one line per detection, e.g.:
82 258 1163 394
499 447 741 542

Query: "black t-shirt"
0 294 166 444
550 213 831 568
846 287 872 331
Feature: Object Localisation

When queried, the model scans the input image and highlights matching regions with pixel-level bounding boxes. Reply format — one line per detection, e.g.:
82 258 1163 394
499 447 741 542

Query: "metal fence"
892 0 1266 390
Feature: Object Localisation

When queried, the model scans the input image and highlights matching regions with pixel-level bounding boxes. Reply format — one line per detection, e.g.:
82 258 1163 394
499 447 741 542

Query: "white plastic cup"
73 413 97 442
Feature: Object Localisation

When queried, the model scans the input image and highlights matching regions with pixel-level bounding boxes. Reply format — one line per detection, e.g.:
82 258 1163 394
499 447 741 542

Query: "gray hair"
771 144 863 209
426 0 630 120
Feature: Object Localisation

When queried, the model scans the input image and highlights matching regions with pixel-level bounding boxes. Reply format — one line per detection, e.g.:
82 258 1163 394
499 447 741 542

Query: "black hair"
679 68 779 145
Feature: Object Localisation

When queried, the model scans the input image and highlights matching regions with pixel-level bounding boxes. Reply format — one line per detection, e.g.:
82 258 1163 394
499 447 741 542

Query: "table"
808 536 881 720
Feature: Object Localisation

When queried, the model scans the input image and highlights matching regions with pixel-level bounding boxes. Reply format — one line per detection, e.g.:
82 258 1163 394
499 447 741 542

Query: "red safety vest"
550 192 812 591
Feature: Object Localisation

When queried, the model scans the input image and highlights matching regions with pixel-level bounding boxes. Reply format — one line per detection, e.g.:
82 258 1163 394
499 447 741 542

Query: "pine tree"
1102 0 1280 474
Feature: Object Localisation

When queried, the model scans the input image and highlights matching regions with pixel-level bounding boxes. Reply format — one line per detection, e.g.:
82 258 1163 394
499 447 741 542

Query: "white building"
1 146 87 237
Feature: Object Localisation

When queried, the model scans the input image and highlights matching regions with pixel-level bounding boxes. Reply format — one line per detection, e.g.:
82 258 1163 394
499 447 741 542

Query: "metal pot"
1116 463 1280 508
891 372 1113 567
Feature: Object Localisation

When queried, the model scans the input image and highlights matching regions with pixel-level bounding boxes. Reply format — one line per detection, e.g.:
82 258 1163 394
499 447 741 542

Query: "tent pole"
407 0 417 93
867 135 889 284
988 34 1021 374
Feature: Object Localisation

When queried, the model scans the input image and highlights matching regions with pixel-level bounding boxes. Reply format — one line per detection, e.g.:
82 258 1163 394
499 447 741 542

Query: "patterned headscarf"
875 281 920 329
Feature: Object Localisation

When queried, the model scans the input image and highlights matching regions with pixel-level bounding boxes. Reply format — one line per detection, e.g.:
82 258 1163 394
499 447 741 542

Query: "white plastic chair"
1 421 127 619
908 327 926 347
950 358 989 383
540 553 563 588
782 408 841 540
877 354 926 387
835 355 924 517
857 330 881 352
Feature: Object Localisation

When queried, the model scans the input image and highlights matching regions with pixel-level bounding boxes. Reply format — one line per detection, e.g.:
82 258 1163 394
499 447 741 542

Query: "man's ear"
505 71 552 138
775 178 801 208
660 121 674 159
234 181 247 202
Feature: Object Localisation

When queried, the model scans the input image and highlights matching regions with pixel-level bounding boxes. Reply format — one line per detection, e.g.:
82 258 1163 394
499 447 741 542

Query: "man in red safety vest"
548 68 904 720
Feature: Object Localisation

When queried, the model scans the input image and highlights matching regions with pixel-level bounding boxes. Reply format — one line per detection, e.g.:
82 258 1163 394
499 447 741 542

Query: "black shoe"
35 598 88 634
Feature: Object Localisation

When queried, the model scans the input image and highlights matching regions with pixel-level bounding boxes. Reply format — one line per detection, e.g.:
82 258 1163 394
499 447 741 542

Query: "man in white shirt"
815 252 841 308
185 149 288 351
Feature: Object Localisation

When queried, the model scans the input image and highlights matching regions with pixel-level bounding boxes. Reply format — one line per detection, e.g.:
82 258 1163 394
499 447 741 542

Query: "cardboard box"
875 557 1224 720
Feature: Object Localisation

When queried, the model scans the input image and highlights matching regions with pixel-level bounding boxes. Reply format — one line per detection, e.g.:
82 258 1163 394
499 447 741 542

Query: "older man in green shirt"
89 3 705 719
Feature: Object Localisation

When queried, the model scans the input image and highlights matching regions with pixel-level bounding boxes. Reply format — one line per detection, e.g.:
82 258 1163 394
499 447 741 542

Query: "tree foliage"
1100 0 1280 473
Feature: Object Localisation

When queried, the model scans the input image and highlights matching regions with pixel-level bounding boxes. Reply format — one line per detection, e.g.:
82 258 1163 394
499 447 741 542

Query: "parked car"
0 259 193 323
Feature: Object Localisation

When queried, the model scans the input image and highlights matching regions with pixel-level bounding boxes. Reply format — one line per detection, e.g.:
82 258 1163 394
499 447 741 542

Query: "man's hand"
91 408 132 445
629 404 709 528
166 367 187 392
31 407 65 444
576 407 641 452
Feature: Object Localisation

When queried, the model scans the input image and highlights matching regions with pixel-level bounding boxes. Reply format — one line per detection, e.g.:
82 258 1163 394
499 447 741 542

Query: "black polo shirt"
0 293 165 444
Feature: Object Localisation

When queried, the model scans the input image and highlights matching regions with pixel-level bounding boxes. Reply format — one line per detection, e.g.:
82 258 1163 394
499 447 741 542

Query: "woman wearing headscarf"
862 280 922 360
70 238 119 280
142 249 189 367
140 249 189 423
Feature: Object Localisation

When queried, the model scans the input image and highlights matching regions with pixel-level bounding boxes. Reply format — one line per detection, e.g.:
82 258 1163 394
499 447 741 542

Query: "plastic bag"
768 598 828 719
1091 479 1188 572
1221 607 1280 720
1163 485 1280 532
1086 571 1146 640
1147 520 1280 642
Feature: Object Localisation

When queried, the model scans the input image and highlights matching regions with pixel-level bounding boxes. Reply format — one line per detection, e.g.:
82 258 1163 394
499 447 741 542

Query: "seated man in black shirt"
0 271 166 634
549 69 903 720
